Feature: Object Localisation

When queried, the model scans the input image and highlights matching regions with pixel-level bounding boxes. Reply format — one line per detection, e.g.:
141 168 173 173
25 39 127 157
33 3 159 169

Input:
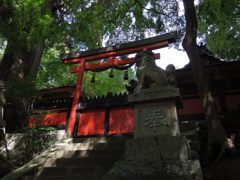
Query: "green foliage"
16 126 57 164
102 0 181 45
13 110 58 164
197 0 240 60
36 43 136 96
35 0 180 95
0 0 53 55
0 39 7 60
2 0 238 99
83 68 136 97
6 73 38 103
36 46 77 89
4 72 39 129
1 0 181 90
10 127 54 164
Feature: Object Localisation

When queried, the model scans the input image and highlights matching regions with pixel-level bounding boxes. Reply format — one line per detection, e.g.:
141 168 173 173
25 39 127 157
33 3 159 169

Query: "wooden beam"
63 41 167 65
69 53 160 73
61 32 176 61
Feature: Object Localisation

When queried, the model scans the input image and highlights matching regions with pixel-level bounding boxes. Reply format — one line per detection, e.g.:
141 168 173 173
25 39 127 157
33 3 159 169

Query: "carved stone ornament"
134 50 176 93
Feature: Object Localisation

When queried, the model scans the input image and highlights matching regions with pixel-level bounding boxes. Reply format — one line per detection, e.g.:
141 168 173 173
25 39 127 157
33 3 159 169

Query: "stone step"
19 175 102 180
51 156 120 167
26 166 110 176
72 136 133 143
18 137 129 180
62 142 126 151
59 149 125 158
43 148 125 167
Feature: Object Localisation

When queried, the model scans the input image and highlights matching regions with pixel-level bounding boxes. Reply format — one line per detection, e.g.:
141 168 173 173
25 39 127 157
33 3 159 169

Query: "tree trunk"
0 0 60 133
0 40 45 82
0 38 45 132
182 0 236 164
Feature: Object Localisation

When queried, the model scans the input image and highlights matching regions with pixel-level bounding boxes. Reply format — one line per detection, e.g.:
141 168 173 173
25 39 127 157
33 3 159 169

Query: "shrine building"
29 33 240 137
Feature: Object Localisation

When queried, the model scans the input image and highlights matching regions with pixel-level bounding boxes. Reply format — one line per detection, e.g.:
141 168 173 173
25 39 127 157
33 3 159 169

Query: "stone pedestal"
126 136 191 161
102 86 203 179
128 86 183 138
103 136 203 180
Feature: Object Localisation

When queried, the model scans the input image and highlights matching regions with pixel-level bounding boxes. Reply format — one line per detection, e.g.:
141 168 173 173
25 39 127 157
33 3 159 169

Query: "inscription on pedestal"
143 108 167 132
134 101 180 138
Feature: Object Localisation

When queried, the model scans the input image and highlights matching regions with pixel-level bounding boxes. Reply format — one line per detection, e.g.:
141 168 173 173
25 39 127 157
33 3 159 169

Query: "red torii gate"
60 32 177 137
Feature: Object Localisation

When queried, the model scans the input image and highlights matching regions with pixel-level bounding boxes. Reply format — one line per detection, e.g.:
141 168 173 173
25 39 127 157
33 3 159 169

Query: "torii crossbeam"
61 32 177 137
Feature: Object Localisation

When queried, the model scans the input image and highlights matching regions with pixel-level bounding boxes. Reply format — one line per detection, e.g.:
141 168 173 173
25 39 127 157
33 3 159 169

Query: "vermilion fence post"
67 59 86 137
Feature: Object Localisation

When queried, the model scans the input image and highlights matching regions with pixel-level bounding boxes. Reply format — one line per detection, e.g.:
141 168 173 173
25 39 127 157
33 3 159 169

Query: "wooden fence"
30 77 240 137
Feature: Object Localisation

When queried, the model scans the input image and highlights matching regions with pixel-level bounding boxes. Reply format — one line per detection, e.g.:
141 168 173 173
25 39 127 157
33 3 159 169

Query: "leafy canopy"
197 0 240 60
0 0 53 53
1 0 239 96
36 0 181 96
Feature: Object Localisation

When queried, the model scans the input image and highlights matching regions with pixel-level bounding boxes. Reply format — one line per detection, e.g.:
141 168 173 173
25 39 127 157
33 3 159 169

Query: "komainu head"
134 50 177 94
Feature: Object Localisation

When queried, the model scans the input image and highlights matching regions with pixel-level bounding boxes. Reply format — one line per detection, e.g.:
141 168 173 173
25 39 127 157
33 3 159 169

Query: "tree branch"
182 0 197 49
135 0 166 15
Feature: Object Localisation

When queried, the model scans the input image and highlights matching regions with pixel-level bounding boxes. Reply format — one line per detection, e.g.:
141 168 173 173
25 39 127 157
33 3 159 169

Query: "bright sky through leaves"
154 48 189 69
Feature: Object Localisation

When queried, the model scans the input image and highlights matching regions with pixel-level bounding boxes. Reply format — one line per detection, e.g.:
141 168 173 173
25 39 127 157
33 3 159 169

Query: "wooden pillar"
67 59 86 137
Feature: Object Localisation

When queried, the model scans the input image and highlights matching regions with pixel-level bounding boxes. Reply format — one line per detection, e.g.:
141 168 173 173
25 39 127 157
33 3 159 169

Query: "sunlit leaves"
36 46 77 89
197 0 240 60
102 0 181 45
82 68 136 97
34 0 182 95
0 0 53 53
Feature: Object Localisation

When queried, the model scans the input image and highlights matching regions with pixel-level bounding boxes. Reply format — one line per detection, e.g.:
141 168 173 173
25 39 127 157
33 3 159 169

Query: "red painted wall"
29 108 68 127
225 94 240 111
109 106 134 134
179 95 221 115
30 90 240 136
77 108 105 136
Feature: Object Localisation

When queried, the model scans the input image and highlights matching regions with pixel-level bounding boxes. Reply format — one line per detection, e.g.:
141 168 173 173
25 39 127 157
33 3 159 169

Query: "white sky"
123 0 190 70
153 0 189 70
153 47 189 69
128 47 189 70
106 0 190 70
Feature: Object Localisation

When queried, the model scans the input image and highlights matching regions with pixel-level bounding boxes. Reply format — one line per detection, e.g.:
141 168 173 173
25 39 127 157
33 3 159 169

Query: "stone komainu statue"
134 50 176 94
0 80 6 125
